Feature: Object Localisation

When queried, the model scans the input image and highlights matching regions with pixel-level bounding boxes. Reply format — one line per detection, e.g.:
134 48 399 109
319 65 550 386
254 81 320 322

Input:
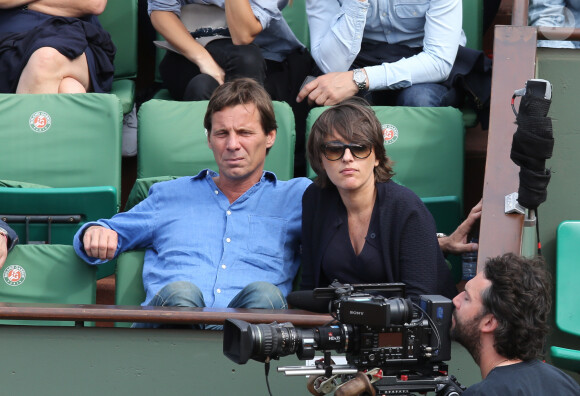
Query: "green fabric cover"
137 99 296 180
0 244 96 326
125 176 179 211
0 180 49 188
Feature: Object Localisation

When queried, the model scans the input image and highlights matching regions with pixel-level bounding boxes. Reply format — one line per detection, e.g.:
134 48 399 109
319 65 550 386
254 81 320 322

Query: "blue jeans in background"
132 281 287 330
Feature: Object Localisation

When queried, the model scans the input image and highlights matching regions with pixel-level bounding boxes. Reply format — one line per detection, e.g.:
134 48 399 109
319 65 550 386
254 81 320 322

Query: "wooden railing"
0 302 333 327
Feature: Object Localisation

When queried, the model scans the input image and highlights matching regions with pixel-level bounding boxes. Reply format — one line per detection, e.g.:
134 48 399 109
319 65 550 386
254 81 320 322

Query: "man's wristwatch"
352 69 367 92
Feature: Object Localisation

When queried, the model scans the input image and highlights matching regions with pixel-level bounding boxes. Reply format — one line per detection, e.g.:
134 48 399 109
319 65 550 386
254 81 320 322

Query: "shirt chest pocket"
393 0 429 32
247 215 288 259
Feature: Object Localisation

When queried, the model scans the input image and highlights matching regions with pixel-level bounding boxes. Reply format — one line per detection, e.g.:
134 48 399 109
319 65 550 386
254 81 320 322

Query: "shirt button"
226 238 231 243
214 190 219 195
221 264 226 269
382 12 386 17
370 233 376 239
217 289 221 293
226 210 231 215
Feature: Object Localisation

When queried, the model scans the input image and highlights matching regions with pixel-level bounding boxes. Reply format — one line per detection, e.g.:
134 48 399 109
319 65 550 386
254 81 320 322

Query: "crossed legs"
16 47 91 94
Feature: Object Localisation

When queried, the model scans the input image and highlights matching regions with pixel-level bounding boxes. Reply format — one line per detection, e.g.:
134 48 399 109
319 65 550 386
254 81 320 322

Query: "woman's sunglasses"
322 142 372 161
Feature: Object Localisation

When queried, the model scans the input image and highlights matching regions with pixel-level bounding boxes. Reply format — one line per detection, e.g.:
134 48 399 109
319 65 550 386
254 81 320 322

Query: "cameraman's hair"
307 96 394 188
203 78 277 140
481 253 552 361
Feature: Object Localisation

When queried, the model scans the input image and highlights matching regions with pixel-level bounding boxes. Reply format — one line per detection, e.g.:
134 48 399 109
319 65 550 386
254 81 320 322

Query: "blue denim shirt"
74 170 311 307
306 0 465 90
147 0 304 61
529 0 580 48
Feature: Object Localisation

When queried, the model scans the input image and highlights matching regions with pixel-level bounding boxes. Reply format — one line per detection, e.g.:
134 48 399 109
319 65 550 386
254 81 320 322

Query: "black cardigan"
300 180 457 301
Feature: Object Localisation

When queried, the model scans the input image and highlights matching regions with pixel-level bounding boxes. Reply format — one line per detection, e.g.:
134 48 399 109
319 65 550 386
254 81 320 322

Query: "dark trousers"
159 38 266 101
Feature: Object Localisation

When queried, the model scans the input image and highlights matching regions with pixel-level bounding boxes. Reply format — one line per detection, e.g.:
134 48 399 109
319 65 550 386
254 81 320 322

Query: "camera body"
223 283 453 371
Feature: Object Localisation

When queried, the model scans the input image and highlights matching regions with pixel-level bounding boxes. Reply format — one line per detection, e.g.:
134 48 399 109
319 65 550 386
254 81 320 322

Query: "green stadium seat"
463 0 483 51
137 99 296 180
98 0 138 114
0 93 123 279
305 105 464 278
282 0 310 49
115 250 147 327
0 244 96 326
550 221 580 372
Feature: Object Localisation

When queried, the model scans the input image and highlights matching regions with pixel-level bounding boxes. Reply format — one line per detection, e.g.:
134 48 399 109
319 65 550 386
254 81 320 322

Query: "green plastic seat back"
0 245 96 326
282 0 310 49
0 93 122 279
0 94 122 191
551 220 580 372
98 0 138 113
137 99 296 180
463 0 483 51
98 0 138 79
115 250 146 327
555 221 580 337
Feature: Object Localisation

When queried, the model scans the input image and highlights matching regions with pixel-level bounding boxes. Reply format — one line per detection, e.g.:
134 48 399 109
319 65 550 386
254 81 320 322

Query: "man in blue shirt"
297 0 465 108
73 78 311 328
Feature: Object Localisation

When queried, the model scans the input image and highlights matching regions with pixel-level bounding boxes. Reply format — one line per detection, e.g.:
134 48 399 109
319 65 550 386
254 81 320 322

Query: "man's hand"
0 234 8 269
439 199 483 255
197 54 226 85
82 226 118 260
296 71 360 106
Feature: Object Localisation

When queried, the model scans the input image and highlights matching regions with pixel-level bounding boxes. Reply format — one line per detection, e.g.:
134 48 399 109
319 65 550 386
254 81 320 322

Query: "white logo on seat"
382 124 399 145
3 265 26 286
29 111 52 133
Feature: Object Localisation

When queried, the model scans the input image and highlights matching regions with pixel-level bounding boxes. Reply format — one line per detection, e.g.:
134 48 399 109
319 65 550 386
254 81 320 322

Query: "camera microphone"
287 290 334 313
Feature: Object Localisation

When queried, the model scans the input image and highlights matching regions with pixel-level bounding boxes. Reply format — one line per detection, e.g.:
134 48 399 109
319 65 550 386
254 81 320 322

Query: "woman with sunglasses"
300 97 457 304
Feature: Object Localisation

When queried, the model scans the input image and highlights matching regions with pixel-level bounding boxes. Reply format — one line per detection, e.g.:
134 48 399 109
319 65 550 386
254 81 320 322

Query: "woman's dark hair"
482 253 552 361
307 96 394 188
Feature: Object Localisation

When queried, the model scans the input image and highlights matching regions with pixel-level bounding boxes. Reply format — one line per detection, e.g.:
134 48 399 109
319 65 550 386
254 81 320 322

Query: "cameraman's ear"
481 314 498 334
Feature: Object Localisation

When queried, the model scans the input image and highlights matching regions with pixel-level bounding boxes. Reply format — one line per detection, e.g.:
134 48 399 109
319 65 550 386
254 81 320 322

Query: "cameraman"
451 253 580 395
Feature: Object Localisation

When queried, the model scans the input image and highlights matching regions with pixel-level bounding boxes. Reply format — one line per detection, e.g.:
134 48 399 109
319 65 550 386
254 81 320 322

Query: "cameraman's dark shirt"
463 360 580 395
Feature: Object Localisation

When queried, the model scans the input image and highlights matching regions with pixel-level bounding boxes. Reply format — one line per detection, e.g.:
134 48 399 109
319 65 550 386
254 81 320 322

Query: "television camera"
223 282 465 396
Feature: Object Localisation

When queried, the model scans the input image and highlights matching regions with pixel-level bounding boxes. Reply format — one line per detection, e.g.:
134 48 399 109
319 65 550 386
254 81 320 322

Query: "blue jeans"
367 82 458 107
132 281 287 329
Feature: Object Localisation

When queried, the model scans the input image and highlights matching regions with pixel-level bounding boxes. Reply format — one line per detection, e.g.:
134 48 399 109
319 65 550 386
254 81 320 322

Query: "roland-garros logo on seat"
382 123 398 145
29 111 52 133
3 265 26 286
